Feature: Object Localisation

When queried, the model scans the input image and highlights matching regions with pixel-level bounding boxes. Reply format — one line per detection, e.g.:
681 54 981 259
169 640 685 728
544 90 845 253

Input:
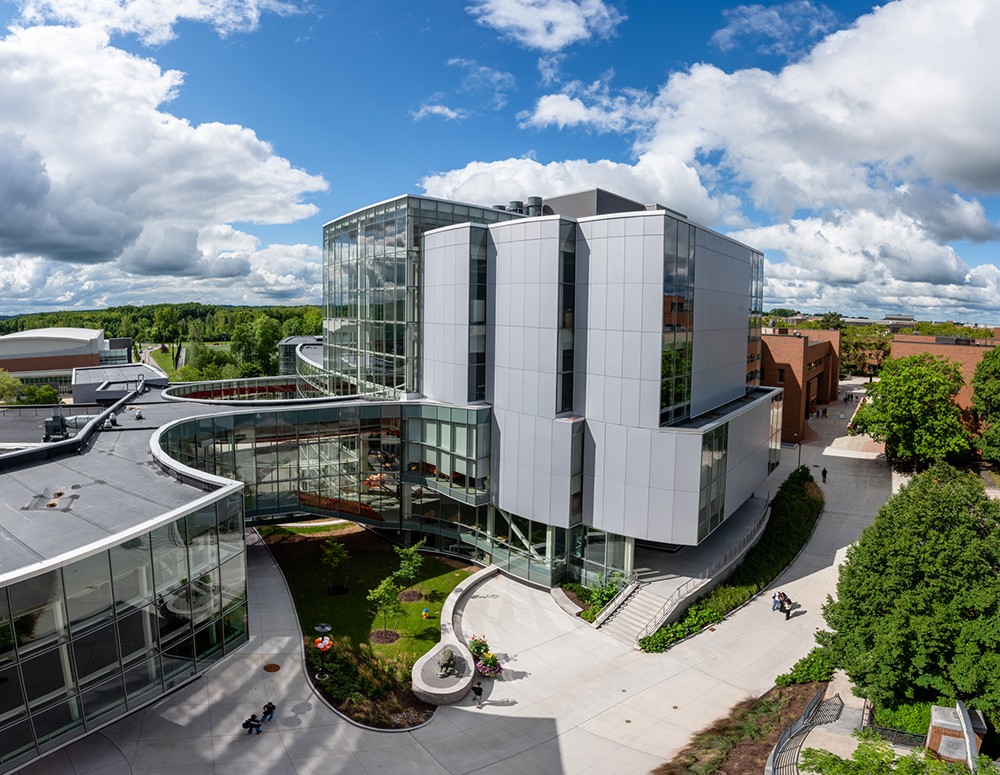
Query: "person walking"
821 467 828 483
779 592 793 620
245 714 262 735
261 702 276 723
771 591 782 612
471 681 484 708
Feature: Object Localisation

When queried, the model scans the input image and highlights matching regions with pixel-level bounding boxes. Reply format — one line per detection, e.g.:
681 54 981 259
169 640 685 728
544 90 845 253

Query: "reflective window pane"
22 647 75 709
110 537 154 614
31 697 83 751
123 658 162 707
9 570 68 655
151 524 189 596
72 622 120 686
80 677 125 727
0 664 25 725
64 553 114 635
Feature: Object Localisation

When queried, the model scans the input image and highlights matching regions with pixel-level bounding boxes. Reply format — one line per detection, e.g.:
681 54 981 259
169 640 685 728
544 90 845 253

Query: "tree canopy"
839 324 891 377
818 463 1000 714
851 353 970 468
972 346 1000 464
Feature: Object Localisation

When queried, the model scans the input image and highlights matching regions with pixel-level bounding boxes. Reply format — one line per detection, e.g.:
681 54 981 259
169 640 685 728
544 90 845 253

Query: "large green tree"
819 463 1000 713
972 346 1000 463
0 369 21 403
840 324 891 377
852 353 970 468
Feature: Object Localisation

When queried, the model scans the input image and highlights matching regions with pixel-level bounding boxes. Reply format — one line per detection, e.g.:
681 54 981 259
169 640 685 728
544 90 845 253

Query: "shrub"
307 635 408 702
476 652 503 679
776 647 836 687
873 701 934 735
640 466 824 653
468 634 489 659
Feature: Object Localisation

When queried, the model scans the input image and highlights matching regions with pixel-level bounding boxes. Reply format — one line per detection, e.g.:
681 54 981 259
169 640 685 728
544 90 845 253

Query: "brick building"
890 333 997 411
762 330 841 443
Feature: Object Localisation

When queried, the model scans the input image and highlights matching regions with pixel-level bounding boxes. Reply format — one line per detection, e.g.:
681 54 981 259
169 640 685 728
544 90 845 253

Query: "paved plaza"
21 378 891 774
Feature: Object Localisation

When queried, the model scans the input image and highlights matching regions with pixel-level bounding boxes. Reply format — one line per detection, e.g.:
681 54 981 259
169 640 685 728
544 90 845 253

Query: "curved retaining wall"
411 566 499 705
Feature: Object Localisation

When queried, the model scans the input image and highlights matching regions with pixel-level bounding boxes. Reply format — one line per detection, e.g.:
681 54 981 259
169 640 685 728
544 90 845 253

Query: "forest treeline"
0 303 322 379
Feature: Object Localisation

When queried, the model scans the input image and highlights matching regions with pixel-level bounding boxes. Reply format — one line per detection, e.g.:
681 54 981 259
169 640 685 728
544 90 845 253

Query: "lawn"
261 524 474 666
148 347 175 375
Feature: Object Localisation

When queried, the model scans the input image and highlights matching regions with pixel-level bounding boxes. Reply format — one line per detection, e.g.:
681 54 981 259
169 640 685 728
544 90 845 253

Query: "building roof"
0 391 218 586
73 362 168 385
0 327 103 343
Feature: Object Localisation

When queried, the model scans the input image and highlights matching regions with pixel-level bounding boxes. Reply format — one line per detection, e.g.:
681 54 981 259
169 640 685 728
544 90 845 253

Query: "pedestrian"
822 407 827 418
471 681 484 708
261 702 276 723
779 592 793 620
771 591 782 612
244 714 262 735
821 467 827 483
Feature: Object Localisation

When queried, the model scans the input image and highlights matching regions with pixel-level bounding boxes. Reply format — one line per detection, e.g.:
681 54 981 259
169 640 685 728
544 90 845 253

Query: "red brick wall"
762 331 841 442
0 354 100 372
890 339 994 410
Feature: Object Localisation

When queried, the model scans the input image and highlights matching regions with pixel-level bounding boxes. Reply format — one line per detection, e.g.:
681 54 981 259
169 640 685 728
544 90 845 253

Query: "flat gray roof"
0 391 220 584
74 363 168 385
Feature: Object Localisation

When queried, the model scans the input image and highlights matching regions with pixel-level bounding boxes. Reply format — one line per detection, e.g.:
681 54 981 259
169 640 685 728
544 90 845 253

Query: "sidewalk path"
22 386 891 774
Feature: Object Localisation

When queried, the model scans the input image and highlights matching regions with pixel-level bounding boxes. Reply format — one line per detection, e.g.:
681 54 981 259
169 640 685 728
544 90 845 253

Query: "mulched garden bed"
653 682 824 775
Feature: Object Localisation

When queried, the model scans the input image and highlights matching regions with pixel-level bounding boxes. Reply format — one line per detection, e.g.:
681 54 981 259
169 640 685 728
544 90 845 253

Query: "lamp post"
314 623 332 680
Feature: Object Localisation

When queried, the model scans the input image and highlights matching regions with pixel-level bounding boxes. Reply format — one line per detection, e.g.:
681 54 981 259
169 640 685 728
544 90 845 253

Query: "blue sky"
1 0 999 322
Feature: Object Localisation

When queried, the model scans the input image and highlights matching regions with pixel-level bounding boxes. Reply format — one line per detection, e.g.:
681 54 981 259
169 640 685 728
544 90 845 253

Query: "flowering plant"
468 634 490 659
476 652 503 679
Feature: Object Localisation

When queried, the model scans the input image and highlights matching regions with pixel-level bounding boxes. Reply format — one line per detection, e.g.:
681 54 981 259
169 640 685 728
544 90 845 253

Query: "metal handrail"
591 571 640 628
635 492 771 642
764 687 829 775
860 699 927 748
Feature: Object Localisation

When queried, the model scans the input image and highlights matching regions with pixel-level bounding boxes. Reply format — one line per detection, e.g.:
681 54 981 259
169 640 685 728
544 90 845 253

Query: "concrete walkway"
22 381 891 774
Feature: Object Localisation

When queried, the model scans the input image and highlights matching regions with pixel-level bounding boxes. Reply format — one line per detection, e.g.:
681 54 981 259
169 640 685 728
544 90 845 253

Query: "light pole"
314 623 332 680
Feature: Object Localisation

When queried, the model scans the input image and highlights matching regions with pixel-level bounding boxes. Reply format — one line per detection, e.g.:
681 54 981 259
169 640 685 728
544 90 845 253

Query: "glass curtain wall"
747 250 764 388
322 197 520 399
158 404 573 587
697 424 729 541
568 526 628 586
0 493 246 773
661 216 696 425
769 392 783 472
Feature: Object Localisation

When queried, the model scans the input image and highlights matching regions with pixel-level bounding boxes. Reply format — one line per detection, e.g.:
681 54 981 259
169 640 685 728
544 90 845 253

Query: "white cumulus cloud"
17 0 304 45
466 0 625 52
0 23 326 307
432 0 1000 320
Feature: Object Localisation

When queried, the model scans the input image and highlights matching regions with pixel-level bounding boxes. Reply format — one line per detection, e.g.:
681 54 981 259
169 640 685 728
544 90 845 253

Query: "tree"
972 345 1000 420
19 385 60 405
321 539 350 593
818 463 1000 714
393 538 426 591
818 311 844 330
768 307 798 318
0 369 21 403
367 577 404 635
840 325 891 377
851 354 970 468
801 729 1000 774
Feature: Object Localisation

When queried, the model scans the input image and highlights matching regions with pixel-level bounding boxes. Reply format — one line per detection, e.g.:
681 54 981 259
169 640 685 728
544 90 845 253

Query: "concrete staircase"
597 586 670 647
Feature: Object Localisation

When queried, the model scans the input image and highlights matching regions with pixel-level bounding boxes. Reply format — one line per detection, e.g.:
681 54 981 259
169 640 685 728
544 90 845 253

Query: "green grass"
148 347 175 375
259 523 352 536
264 529 472 666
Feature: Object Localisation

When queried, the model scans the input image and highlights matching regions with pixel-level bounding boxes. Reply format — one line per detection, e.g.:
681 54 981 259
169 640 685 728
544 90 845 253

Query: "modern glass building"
322 196 523 398
0 406 247 774
312 189 782 583
0 186 781 772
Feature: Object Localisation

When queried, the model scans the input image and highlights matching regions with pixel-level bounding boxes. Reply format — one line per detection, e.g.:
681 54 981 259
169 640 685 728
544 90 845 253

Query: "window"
777 368 785 383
